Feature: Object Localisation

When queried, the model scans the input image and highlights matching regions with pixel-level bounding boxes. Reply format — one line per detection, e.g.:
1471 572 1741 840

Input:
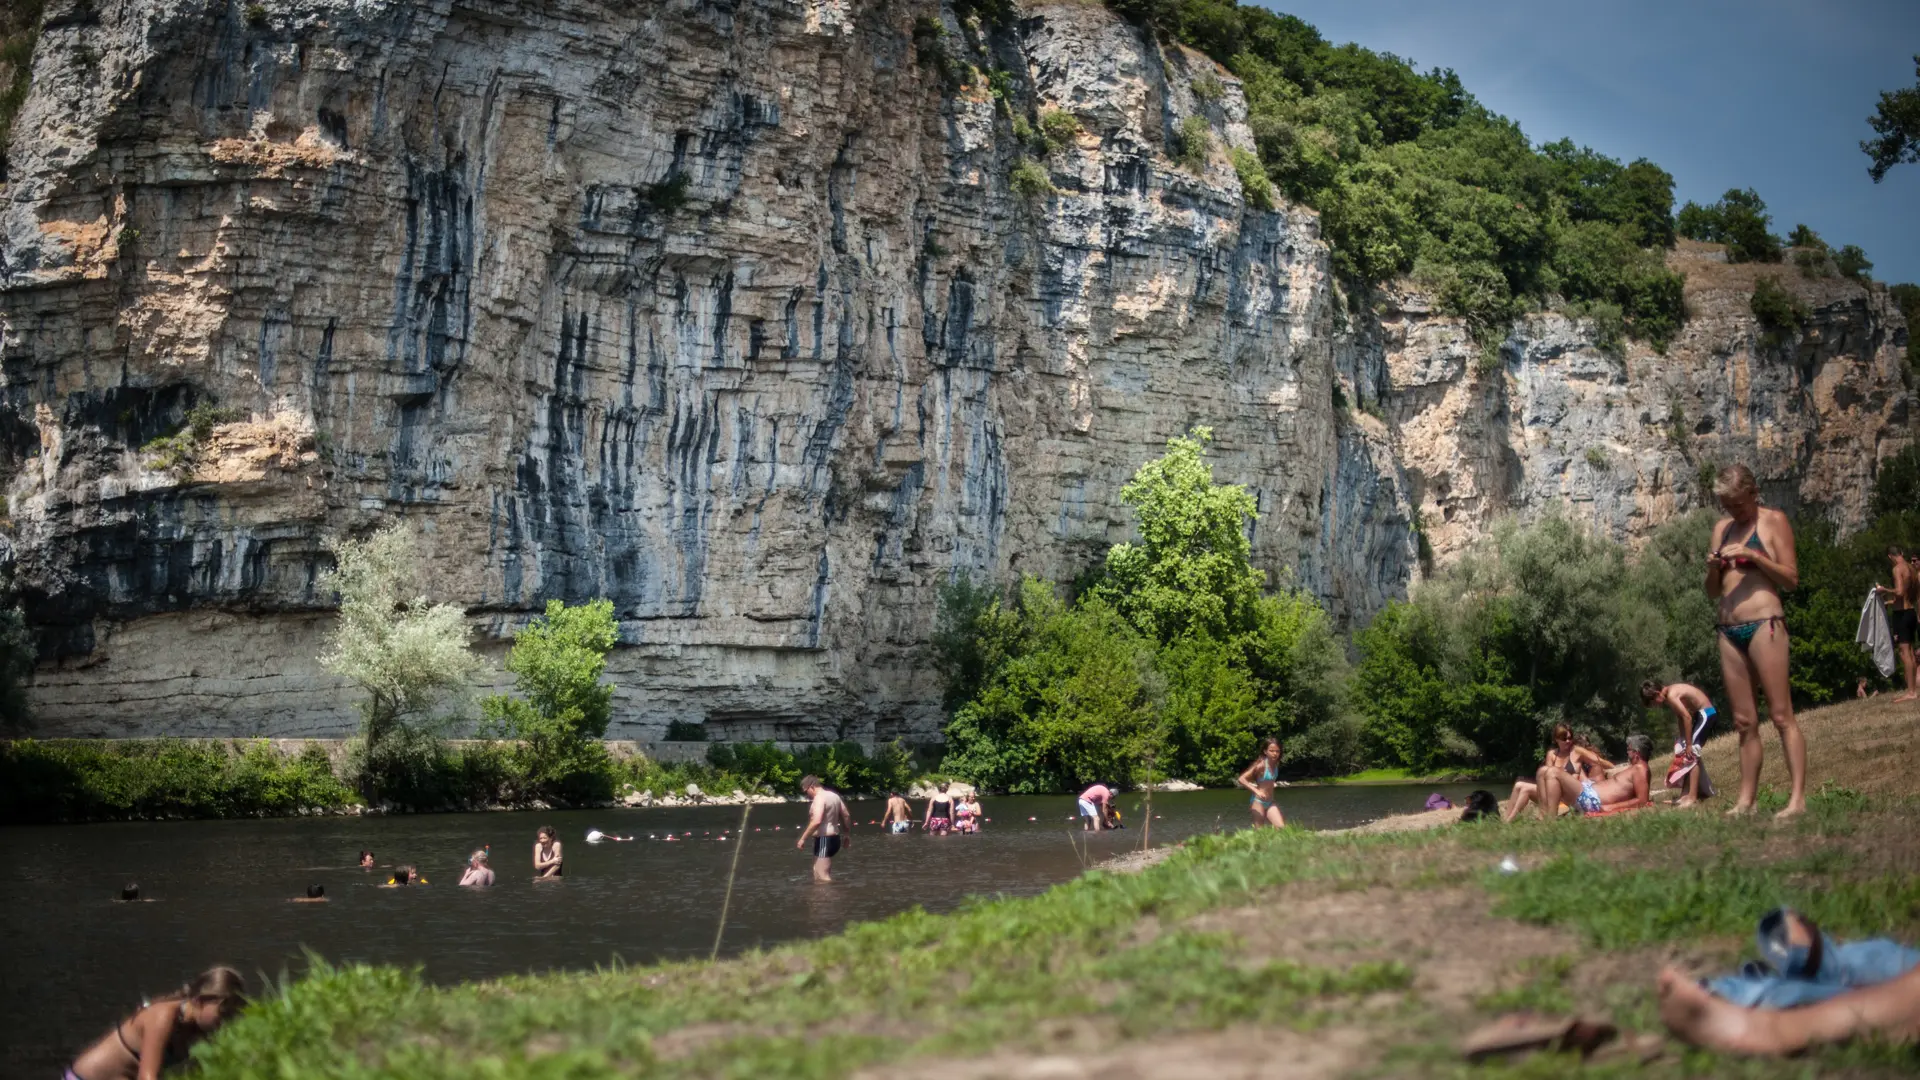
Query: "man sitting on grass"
1545 734 1653 816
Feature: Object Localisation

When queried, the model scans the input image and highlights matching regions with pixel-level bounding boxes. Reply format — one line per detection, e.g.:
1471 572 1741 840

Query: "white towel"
1857 589 1896 677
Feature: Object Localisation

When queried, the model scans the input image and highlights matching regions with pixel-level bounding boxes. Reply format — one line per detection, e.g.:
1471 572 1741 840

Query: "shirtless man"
1505 726 1611 821
881 791 913 834
1548 734 1653 815
1642 680 1718 806
796 774 851 883
1878 546 1917 702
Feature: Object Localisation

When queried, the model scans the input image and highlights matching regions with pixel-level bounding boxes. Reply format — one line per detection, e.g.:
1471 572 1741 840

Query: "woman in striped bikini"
1705 464 1806 818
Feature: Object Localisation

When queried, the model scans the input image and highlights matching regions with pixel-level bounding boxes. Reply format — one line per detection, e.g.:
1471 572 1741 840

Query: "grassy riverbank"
192 724 1920 1078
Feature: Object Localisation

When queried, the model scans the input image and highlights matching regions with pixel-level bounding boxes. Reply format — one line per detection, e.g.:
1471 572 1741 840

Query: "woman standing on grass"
1705 464 1806 818
1238 738 1286 829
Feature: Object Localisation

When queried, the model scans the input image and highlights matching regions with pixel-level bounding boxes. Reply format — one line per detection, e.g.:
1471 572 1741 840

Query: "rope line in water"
710 800 753 962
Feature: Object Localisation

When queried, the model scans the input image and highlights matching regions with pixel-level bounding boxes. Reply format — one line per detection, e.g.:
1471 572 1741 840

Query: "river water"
1 783 1480 1077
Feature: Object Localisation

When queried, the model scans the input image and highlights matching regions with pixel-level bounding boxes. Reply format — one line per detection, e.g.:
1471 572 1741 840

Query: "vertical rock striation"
0 1 1906 739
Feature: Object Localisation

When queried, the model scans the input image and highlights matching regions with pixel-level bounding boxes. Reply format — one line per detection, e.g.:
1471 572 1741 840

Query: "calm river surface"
1 783 1480 1077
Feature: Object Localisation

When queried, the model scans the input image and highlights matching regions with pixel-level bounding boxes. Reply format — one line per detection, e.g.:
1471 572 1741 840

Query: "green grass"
186 794 1920 1078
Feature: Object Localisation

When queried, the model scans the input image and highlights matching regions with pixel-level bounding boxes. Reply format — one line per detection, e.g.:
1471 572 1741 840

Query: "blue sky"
1259 0 1920 283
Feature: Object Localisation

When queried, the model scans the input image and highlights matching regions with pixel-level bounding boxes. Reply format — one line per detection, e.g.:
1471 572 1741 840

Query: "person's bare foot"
1895 693 1918 702
1775 800 1807 820
1726 802 1757 817
1657 967 1782 1055
1675 795 1698 809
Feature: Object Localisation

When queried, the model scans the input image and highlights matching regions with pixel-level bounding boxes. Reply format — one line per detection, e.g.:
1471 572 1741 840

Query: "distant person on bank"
796 774 851 883
1706 463 1807 818
1237 738 1287 828
1877 545 1918 702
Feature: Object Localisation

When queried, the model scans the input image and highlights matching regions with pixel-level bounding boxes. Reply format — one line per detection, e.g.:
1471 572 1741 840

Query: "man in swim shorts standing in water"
796 774 851 883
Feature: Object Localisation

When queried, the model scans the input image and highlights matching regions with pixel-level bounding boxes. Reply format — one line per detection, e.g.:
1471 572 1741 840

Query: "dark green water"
0 783 1481 1077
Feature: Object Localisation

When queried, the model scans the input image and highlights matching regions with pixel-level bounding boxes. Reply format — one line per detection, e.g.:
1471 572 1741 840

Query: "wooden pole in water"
709 799 754 962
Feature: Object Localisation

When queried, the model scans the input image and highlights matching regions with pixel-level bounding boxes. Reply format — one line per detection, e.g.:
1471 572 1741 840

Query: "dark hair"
799 774 821 791
1551 724 1573 743
1459 790 1501 822
537 825 555 840
1263 738 1282 754
306 884 325 899
1891 546 1906 558
1639 680 1665 705
395 865 416 883
121 883 140 901
359 850 373 862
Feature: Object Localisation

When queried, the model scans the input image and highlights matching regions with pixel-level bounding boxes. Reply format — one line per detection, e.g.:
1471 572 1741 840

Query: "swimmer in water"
358 850 374 870
458 850 495 887
115 883 154 903
383 865 423 886
289 884 328 903
64 967 247 1080
534 826 563 878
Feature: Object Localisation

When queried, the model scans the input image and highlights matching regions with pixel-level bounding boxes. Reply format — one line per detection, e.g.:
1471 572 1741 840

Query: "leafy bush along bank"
0 738 921 824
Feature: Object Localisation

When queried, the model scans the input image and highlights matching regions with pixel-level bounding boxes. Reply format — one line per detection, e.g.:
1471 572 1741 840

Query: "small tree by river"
319 525 478 799
483 598 620 803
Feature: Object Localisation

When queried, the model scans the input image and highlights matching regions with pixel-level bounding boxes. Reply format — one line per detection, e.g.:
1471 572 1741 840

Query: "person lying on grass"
1503 726 1612 821
1660 910 1920 1055
1547 734 1652 816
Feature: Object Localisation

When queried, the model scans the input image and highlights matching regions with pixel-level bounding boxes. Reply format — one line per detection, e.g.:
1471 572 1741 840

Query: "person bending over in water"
1705 463 1807 818
358 850 374 870
1642 679 1718 807
459 850 495 887
1503 726 1610 821
882 791 913 833
1237 739 1287 829
533 826 563 879
66 967 246 1080
289 884 327 903
1076 782 1114 831
923 782 956 835
1547 734 1653 815
796 774 851 883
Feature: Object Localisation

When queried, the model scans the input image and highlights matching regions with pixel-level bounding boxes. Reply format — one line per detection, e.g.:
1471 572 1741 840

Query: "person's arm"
797 798 823 849
1664 698 1695 751
135 1001 179 1080
1704 519 1731 598
1236 762 1261 793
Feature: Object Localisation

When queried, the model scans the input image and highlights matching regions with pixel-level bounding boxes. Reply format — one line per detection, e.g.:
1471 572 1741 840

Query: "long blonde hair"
159 967 247 1009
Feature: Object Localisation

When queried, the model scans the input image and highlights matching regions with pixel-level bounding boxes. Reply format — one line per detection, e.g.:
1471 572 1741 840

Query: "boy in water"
1642 679 1717 807
796 774 851 883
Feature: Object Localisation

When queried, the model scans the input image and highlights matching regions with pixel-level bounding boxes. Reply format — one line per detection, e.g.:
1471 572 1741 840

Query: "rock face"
0 1 1908 740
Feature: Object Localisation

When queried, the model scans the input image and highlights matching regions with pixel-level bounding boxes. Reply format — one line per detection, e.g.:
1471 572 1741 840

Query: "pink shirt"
1078 785 1111 806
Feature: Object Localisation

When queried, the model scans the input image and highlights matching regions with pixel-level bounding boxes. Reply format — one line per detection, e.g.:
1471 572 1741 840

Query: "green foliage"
1354 514 1717 770
1007 157 1053 198
1192 73 1224 103
662 719 706 741
482 599 619 803
1175 114 1211 171
704 740 804 793
1834 243 1872 283
0 556 31 731
1863 54 1920 182
0 739 360 823
318 525 479 799
912 16 959 90
1872 444 1920 520
1675 187 1781 263
1229 146 1273 210
140 403 246 478
640 172 690 213
1891 282 1920 367
1750 274 1808 347
243 4 268 27
1037 108 1080 154
1584 445 1609 470
0 0 42 178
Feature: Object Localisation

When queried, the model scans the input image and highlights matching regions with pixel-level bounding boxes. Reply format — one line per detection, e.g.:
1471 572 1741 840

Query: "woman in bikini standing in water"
1238 739 1286 828
1705 464 1806 818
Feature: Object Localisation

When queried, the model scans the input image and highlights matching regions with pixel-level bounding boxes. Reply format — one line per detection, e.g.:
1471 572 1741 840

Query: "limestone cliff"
0 0 1908 740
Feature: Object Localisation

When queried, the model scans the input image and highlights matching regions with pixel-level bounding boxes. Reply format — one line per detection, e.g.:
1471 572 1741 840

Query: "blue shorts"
1576 780 1604 815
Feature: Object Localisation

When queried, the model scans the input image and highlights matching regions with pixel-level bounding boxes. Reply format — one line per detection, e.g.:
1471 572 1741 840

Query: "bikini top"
1743 527 1767 556
115 1004 190 1069
1260 762 1280 783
